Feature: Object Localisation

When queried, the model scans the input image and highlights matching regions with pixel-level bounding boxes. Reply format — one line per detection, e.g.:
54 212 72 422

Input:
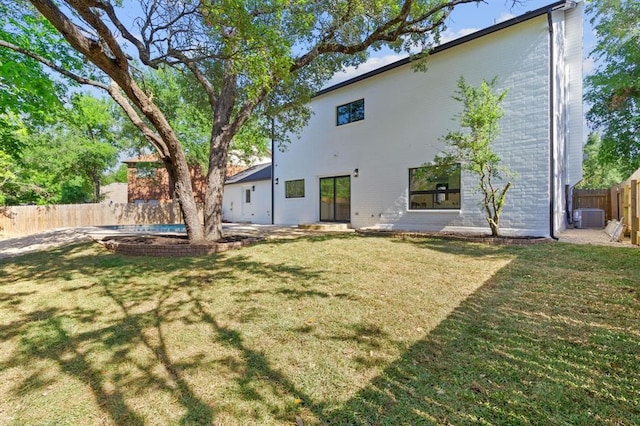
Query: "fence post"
632 180 638 245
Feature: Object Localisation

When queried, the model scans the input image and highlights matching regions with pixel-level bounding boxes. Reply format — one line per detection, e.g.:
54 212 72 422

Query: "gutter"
547 0 577 240
547 8 558 240
271 118 275 225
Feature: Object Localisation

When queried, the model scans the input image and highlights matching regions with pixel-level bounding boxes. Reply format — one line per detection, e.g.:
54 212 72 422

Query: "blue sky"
327 0 595 86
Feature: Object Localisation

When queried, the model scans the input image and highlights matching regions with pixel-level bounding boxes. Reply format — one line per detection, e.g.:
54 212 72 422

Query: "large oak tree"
2 0 492 242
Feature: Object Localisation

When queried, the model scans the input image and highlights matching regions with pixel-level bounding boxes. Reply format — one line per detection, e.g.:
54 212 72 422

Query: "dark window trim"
336 98 365 126
319 175 351 223
408 164 461 211
285 179 305 198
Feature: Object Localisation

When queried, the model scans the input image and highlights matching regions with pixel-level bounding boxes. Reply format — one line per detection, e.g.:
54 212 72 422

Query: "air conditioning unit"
573 208 605 229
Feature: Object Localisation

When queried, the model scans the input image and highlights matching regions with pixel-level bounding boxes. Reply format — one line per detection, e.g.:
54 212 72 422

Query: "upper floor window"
336 99 364 126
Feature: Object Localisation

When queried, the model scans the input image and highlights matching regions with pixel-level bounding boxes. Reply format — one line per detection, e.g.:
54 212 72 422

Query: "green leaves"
438 77 509 176
0 93 122 205
585 0 640 177
436 76 512 236
577 133 624 189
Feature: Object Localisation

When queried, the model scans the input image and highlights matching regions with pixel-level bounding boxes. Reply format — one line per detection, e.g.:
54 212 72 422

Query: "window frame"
408 164 461 211
285 179 305 199
336 98 365 126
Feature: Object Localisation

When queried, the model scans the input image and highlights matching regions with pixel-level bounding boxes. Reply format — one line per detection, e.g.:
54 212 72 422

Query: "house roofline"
314 0 567 97
225 162 272 184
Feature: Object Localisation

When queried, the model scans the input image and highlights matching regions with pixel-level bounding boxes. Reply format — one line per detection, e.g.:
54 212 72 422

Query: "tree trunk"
203 133 232 241
93 171 100 203
487 217 500 237
163 158 204 241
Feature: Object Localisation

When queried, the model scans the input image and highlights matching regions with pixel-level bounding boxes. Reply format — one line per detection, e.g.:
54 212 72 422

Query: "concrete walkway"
556 228 636 248
0 224 352 259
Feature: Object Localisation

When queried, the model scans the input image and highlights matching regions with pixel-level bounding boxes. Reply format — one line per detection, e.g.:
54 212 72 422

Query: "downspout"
547 7 559 240
547 0 577 239
271 118 275 225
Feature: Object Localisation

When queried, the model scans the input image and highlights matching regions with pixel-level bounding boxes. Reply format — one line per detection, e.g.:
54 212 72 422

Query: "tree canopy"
0 93 122 205
577 132 624 190
2 0 494 241
585 0 640 178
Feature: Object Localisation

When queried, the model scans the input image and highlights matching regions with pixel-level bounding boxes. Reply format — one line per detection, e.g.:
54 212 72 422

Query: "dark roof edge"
225 162 272 184
314 0 566 97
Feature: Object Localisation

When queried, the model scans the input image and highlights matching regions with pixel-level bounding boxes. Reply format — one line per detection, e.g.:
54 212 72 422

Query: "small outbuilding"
223 162 272 224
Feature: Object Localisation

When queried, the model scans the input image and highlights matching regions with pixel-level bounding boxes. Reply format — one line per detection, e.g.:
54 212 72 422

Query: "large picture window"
285 179 305 198
336 99 365 126
409 164 461 210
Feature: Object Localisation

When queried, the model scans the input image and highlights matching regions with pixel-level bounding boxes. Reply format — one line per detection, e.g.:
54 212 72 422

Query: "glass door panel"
334 176 351 221
319 176 350 222
320 178 335 221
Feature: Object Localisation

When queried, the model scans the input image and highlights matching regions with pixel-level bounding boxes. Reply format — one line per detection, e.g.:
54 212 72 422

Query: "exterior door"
241 186 252 221
319 176 350 222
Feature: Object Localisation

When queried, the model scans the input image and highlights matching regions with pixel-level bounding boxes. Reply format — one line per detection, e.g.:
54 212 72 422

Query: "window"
336 99 365 126
409 164 461 210
245 188 251 203
285 179 305 198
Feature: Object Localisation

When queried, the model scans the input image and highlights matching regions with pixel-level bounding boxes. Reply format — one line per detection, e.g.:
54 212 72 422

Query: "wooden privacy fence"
572 169 639 246
619 178 640 246
0 202 184 238
572 189 616 222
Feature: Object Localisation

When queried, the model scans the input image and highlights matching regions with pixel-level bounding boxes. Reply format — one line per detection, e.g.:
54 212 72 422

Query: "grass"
0 234 638 425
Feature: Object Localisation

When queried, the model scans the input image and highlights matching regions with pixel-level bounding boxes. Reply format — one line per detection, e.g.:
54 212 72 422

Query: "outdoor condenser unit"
573 208 605 229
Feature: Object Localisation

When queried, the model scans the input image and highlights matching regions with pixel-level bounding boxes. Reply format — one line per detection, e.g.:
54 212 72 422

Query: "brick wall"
127 162 207 204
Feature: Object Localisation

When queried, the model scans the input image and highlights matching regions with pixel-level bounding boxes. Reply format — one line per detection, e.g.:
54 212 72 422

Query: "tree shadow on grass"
0 239 337 424
319 248 640 425
4 236 638 424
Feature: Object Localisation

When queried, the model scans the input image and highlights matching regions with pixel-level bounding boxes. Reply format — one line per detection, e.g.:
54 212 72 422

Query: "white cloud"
583 56 596 75
496 12 516 24
323 26 483 88
324 54 407 87
439 27 480 44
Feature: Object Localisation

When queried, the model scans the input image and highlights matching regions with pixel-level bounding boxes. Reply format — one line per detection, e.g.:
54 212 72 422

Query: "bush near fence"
0 202 185 238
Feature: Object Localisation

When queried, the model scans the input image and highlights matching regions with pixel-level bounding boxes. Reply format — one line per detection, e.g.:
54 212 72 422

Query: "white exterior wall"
222 180 272 224
274 9 582 237
560 3 585 231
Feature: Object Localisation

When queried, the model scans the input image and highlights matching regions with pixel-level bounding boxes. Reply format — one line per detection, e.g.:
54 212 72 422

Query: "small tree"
436 76 512 237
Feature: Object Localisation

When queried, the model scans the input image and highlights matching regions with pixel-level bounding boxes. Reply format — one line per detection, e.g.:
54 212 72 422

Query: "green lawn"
0 234 638 425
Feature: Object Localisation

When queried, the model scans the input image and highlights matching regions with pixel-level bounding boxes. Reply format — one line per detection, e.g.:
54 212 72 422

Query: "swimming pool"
100 224 186 233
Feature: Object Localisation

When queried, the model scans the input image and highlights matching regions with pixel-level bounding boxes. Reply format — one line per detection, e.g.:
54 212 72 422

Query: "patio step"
298 223 352 231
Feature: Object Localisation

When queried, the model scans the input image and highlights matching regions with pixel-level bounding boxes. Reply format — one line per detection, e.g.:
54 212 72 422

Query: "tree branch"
291 0 481 73
105 82 169 157
0 39 108 90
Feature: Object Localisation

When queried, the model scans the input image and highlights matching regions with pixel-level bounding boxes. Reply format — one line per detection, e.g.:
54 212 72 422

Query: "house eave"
314 0 567 98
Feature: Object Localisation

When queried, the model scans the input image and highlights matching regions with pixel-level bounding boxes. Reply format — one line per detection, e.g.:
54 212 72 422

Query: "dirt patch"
557 228 635 248
356 230 552 245
99 234 262 257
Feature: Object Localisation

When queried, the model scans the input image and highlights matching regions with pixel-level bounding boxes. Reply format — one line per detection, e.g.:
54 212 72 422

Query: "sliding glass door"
319 176 350 222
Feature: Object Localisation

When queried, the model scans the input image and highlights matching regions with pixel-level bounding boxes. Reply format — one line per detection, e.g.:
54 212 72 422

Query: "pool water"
100 224 186 233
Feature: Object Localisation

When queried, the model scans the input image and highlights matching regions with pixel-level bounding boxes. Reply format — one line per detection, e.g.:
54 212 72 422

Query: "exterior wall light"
353 168 359 177
274 178 279 185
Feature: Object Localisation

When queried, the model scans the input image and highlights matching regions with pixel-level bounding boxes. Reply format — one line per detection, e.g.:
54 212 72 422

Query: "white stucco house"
223 162 272 224
272 0 583 237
